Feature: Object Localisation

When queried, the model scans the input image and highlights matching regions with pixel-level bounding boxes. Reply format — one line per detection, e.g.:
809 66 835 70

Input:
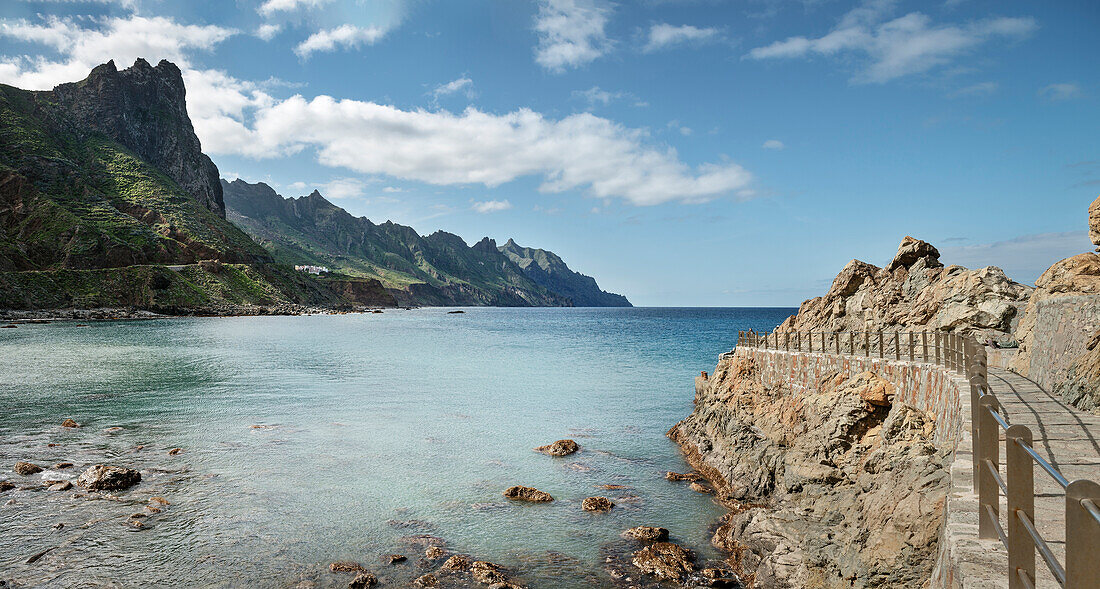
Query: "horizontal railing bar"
984 459 1009 495
1083 497 1100 527
984 503 1009 548
1016 509 1067 586
1013 437 1070 490
986 404 1011 431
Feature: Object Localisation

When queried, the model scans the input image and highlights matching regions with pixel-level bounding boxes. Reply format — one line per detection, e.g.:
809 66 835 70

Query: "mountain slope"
222 179 572 306
0 59 392 312
498 238 630 307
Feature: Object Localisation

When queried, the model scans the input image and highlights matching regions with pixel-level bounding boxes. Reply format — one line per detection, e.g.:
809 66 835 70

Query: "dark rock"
14 462 43 476
631 542 695 581
168 448 183 455
533 439 579 456
581 496 614 512
470 561 507 584
61 418 80 428
689 482 713 494
52 462 73 469
0 481 15 492
47 481 72 491
665 471 702 482
348 573 377 588
502 486 553 502
76 465 141 491
622 526 669 542
424 546 447 560
413 574 438 587
330 561 366 573
384 554 406 565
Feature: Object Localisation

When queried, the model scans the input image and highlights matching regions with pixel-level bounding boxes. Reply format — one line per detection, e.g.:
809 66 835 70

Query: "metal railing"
736 329 1100 588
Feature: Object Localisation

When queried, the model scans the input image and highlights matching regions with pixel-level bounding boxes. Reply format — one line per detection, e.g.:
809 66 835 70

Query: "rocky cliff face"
222 179 574 307
669 354 948 588
498 238 631 307
777 236 1032 341
1012 196 1100 412
51 59 224 217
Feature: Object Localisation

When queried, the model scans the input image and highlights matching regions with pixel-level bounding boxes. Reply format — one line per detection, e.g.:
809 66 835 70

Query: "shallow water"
0 307 795 588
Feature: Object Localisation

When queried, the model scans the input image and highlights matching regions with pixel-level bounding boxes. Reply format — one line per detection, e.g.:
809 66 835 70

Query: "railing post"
908 332 915 361
894 332 900 360
878 332 884 358
849 332 854 355
979 394 1001 540
935 332 942 366
1066 479 1100 588
835 333 840 354
864 332 869 356
1006 424 1035 589
784 332 789 351
922 331 928 362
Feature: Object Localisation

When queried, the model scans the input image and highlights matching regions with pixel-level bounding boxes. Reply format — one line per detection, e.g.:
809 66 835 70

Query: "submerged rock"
413 574 438 587
0 481 15 492
52 462 74 469
470 560 507 584
533 439 579 456
384 554 406 565
689 482 713 494
581 496 614 512
14 462 43 476
631 542 695 581
61 418 80 428
622 526 669 542
330 561 366 573
76 465 141 491
441 554 470 571
665 471 702 482
47 481 72 491
348 572 377 588
168 447 183 455
503 486 553 502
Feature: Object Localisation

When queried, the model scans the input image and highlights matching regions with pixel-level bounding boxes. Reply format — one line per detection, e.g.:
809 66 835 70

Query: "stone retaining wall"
731 345 995 588
732 346 964 447
1022 294 1100 394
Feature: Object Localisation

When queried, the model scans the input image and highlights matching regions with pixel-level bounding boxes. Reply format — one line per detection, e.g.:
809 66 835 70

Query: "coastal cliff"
776 237 1031 342
669 355 948 588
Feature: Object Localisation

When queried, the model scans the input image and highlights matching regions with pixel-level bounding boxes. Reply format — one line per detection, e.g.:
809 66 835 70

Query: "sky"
0 0 1097 306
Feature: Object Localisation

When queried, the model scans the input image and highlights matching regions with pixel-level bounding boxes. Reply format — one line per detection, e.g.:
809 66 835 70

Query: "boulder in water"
533 439 579 456
14 462 43 476
503 486 553 502
76 465 141 491
581 496 614 511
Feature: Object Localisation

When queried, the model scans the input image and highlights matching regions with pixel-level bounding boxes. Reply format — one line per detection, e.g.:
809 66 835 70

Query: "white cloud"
472 199 513 213
534 0 613 72
289 181 309 192
1038 82 1082 102
431 76 474 100
320 177 368 199
762 139 785 150
644 23 720 52
256 23 281 41
208 95 752 206
0 15 235 90
382 186 404 193
746 1 1037 83
258 0 333 16
295 24 389 59
940 231 1092 285
572 85 620 106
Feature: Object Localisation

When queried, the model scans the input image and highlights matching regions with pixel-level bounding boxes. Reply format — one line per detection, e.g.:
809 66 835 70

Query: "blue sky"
0 0 1097 306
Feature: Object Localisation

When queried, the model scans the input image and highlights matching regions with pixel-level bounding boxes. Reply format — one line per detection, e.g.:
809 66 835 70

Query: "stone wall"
1019 294 1100 394
730 347 964 447
728 345 997 588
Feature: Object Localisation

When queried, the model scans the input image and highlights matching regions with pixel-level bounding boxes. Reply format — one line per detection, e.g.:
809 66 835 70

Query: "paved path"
987 368 1100 587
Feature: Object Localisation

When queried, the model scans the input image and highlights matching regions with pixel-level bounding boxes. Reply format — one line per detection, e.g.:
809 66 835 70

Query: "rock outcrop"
498 239 632 307
777 236 1032 341
668 354 949 588
1012 197 1100 411
76 464 141 491
533 439 579 456
502 486 553 502
52 59 225 217
1090 195 1100 250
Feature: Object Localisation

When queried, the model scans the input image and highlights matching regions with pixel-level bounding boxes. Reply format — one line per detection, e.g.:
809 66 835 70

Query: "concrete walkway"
987 368 1100 587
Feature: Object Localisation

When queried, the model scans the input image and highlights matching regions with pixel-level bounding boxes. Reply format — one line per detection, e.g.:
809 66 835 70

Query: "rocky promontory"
669 354 949 588
776 236 1032 342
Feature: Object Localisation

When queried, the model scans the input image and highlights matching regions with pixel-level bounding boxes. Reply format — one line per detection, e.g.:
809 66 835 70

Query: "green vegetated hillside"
222 179 632 307
0 59 392 312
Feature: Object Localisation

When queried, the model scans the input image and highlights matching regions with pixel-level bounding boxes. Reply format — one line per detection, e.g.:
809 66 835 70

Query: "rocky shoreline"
0 304 401 323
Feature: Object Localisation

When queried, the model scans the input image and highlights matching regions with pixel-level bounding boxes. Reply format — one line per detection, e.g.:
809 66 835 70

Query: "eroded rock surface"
581 496 614 512
533 439 579 456
14 462 43 476
631 542 695 582
669 354 948 588
777 236 1031 341
622 526 669 542
502 486 553 502
76 465 141 491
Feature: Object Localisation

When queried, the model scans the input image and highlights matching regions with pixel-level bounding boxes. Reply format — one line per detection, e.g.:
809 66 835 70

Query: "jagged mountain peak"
51 59 225 217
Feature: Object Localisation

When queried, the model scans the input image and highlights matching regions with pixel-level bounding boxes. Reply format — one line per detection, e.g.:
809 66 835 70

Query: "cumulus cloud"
431 76 474 100
746 0 1037 83
207 96 752 206
258 0 333 16
644 24 720 52
534 0 613 72
319 177 368 199
295 24 389 58
1038 82 1082 102
762 139 784 150
256 23 281 41
471 199 513 213
0 15 235 89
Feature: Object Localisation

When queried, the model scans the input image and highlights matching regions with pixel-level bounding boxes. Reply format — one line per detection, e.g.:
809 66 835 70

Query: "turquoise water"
0 307 795 588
